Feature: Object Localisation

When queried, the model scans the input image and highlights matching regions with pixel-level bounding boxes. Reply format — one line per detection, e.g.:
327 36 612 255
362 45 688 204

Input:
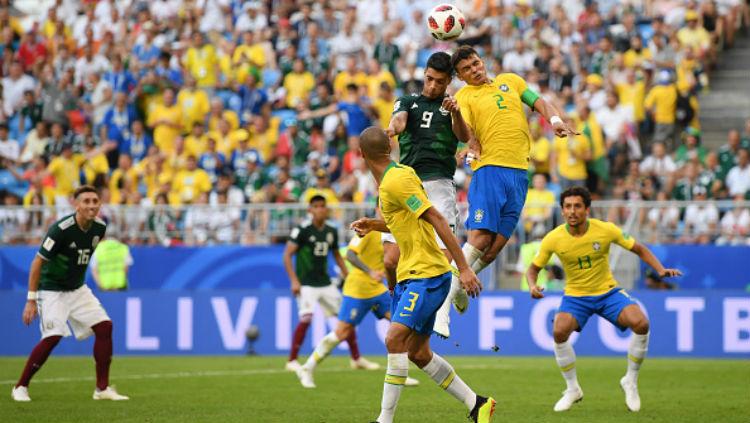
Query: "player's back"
344 231 387 299
379 163 451 282
534 219 636 297
455 73 535 171
395 94 459 181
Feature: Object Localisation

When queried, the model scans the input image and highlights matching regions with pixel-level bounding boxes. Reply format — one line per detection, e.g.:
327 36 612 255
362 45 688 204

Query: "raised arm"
533 97 579 138
350 217 390 236
298 103 339 121
420 206 481 297
442 95 471 143
630 242 682 278
385 111 407 138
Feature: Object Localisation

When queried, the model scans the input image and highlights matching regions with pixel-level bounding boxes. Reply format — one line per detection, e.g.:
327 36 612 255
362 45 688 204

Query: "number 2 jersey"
37 214 107 291
289 220 339 287
531 218 636 297
454 73 539 171
393 94 459 181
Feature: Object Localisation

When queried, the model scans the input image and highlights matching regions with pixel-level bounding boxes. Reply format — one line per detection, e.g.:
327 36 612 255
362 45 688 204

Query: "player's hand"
22 301 38 325
291 279 301 296
442 95 460 113
368 270 385 281
466 138 481 165
659 268 682 278
458 268 482 298
385 128 396 138
529 285 545 299
553 120 580 138
350 218 373 237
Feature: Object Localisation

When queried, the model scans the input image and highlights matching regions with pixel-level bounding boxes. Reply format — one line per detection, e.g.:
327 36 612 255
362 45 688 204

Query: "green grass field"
1 356 748 422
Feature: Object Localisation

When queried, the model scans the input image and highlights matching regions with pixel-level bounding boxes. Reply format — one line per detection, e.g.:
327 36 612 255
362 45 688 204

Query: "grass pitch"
1 355 748 422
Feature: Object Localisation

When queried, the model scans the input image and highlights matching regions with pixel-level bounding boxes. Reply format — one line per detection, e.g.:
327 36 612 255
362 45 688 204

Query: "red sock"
17 335 61 387
289 320 311 361
92 320 113 391
346 330 361 361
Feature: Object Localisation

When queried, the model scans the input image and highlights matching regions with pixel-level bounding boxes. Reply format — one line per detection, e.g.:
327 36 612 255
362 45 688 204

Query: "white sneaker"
405 377 420 387
350 357 380 370
11 386 30 402
296 367 316 388
93 386 129 401
452 287 469 314
620 376 641 412
285 359 301 372
433 308 451 339
553 386 583 412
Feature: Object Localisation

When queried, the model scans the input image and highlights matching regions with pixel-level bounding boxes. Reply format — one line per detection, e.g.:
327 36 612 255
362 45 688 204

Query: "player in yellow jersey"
433 46 579 339
295 223 419 388
351 127 495 423
526 186 681 413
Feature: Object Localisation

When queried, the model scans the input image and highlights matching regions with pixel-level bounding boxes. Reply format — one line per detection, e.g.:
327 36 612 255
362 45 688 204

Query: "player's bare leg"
552 312 583 412
91 320 128 400
434 230 495 339
617 304 650 412
12 335 62 401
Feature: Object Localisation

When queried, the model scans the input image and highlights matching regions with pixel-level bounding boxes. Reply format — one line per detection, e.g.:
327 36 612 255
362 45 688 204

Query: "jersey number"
420 111 433 128
77 249 91 265
313 242 329 257
403 292 420 312
577 255 592 270
493 94 508 110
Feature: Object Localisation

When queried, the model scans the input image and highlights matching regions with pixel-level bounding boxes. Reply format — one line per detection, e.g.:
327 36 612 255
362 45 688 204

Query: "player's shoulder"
590 219 621 236
93 217 107 229
543 224 567 242
55 214 76 231
495 72 527 88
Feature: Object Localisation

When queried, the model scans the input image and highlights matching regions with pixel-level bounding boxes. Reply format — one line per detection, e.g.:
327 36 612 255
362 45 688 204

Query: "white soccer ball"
427 4 466 41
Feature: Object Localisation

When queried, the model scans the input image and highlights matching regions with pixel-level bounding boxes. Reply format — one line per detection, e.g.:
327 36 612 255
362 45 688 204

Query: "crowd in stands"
0 0 748 246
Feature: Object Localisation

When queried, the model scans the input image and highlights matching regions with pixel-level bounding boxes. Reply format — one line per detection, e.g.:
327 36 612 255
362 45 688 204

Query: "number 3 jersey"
392 94 459 181
289 220 339 287
37 214 107 291
531 218 636 297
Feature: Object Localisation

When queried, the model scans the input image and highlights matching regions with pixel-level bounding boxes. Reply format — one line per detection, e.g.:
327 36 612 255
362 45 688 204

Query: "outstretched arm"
385 111 407 138
298 103 338 121
442 95 471 143
631 242 682 278
350 217 390 236
532 97 579 138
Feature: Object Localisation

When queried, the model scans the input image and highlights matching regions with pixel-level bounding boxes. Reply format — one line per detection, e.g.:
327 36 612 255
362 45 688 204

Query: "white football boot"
11 386 31 402
620 376 641 412
285 359 301 372
404 377 420 387
296 367 316 389
350 357 380 370
93 386 129 401
553 386 583 412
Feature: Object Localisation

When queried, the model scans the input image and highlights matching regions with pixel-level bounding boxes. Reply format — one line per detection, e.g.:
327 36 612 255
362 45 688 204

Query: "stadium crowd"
0 0 748 246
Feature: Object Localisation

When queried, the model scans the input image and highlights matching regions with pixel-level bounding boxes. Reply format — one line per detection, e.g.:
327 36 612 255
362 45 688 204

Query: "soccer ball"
427 4 466 41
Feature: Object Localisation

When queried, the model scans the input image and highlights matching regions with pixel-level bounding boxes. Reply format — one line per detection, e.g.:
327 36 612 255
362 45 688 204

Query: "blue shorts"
391 272 451 335
559 288 637 332
338 292 391 326
466 165 528 239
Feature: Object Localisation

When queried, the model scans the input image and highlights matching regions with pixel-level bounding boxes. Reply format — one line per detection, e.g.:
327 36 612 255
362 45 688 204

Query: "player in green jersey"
382 51 471 338
283 195 379 372
12 186 128 402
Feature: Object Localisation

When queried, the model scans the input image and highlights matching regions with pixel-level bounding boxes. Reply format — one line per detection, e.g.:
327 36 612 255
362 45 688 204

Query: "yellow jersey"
532 219 636 296
343 231 388 299
177 88 210 132
455 73 537 171
48 156 81 197
185 45 219 88
530 136 551 174
379 163 451 282
283 71 315 108
172 168 212 205
644 85 677 124
553 135 589 180
148 104 183 155
616 81 646 122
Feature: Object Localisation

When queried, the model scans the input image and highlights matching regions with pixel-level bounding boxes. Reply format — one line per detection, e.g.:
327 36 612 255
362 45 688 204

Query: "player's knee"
553 328 572 344
632 317 650 335
407 349 431 368
335 324 353 340
383 251 398 272
92 320 113 339
43 335 63 347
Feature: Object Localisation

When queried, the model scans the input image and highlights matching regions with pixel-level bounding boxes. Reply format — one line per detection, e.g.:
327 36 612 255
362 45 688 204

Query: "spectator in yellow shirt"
364 59 396 100
301 168 339 206
184 121 211 158
283 58 315 108
333 57 367 98
523 173 555 233
644 71 678 147
184 32 220 89
233 31 266 68
551 117 591 190
46 143 80 202
372 82 395 130
677 10 711 59
109 154 140 205
616 70 646 125
207 98 239 133
177 76 210 133
172 155 212 205
529 121 551 176
623 36 652 68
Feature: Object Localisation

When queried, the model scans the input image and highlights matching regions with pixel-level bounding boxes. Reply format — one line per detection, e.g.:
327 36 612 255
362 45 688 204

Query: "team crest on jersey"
592 241 601 251
326 233 333 244
474 209 485 223
438 106 450 116
92 236 100 248
499 84 509 92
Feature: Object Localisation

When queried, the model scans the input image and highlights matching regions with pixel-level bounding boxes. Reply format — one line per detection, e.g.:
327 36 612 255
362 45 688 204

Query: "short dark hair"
451 46 479 71
559 186 592 208
74 185 98 199
346 83 358 92
426 52 452 75
309 194 326 205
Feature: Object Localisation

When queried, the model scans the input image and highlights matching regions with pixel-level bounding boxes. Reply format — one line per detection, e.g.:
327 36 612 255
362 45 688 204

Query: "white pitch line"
0 363 510 385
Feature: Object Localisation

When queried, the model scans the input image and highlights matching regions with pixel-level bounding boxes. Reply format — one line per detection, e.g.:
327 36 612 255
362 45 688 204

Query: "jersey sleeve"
347 232 364 255
393 170 432 218
609 223 636 250
392 95 411 116
289 225 303 245
454 90 475 131
331 227 340 248
531 234 554 268
38 224 64 261
506 73 540 109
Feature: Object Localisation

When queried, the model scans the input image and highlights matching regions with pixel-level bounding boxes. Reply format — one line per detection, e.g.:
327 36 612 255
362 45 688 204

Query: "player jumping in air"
295 216 418 388
382 51 470 336
432 46 579 338
12 185 129 402
283 194 379 372
526 186 681 412
352 127 495 423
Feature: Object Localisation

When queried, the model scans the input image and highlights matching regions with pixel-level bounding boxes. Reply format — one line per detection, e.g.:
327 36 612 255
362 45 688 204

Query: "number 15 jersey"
531 219 636 297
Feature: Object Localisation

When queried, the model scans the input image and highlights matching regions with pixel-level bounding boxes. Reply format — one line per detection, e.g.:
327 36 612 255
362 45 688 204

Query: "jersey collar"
565 219 590 237
383 161 398 178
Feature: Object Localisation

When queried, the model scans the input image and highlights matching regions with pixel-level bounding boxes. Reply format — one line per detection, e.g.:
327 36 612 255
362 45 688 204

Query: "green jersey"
290 220 339 287
394 94 459 181
38 214 107 291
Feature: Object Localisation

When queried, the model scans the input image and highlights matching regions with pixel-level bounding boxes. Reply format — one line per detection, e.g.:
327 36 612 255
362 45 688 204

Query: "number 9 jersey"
38 214 107 291
531 219 637 297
